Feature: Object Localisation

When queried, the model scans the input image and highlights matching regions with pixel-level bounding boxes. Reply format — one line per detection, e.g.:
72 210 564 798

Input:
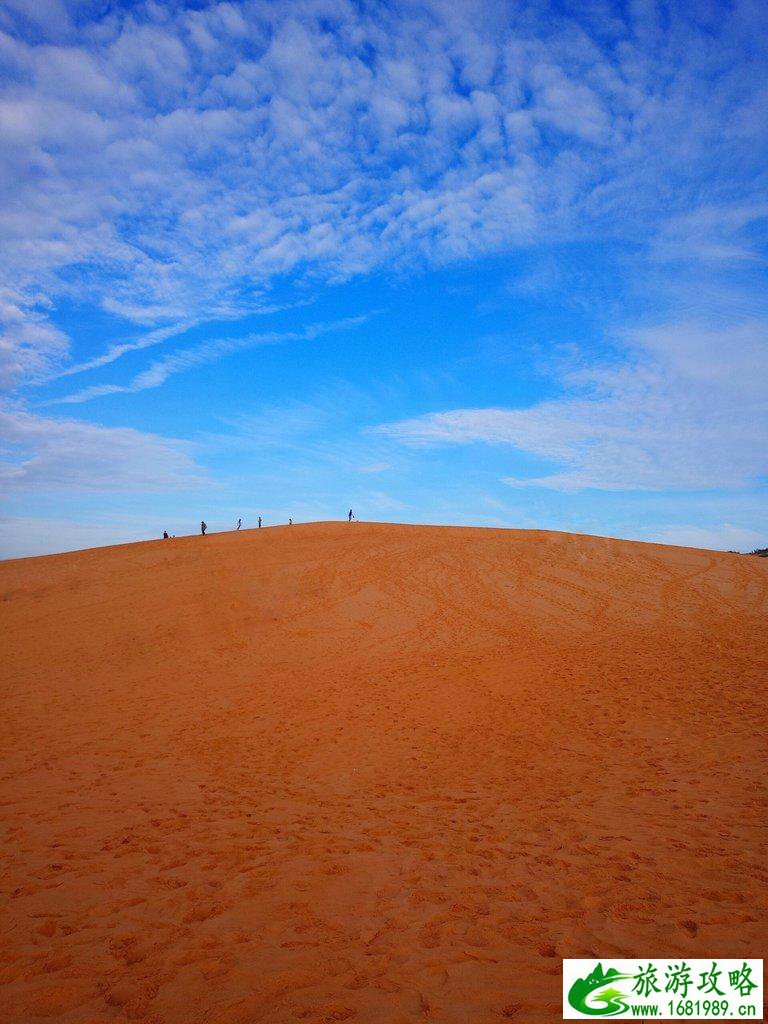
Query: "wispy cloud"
50 298 316 382
0 290 70 388
48 315 371 404
377 319 768 492
651 203 768 264
0 405 205 492
53 321 197 379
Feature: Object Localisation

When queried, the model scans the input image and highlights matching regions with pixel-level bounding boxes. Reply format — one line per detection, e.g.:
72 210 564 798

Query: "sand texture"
1 522 767 1023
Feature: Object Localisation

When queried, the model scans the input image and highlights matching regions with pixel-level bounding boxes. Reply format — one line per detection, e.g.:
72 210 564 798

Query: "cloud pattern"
0 0 766 539
2 0 767 379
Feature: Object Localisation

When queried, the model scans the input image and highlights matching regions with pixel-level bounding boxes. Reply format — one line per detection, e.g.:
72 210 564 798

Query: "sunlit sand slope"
1 522 766 1023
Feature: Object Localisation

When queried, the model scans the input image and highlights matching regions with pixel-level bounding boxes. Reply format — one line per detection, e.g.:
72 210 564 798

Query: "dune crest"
1 522 766 1023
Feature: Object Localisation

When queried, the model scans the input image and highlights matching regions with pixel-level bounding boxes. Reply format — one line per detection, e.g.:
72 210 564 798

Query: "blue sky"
1 0 767 558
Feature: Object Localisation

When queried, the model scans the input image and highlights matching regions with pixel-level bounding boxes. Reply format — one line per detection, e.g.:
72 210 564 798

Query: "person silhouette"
348 508 353 522
163 530 169 539
200 520 207 535
258 516 262 528
288 518 293 526
236 518 242 530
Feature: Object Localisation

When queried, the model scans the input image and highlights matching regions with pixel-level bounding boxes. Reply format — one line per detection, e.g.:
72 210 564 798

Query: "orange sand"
1 522 766 1023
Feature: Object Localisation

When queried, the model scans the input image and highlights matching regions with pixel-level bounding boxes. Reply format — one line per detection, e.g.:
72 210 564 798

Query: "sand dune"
1 522 766 1023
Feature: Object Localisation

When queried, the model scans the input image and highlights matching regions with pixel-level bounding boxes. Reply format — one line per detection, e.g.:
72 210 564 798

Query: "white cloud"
0 290 70 387
651 203 768 264
1 0 766 388
48 314 370 404
0 405 205 492
377 319 768 492
53 320 197 379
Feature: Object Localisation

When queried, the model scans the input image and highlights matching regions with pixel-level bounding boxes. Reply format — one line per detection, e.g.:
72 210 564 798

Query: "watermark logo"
563 959 763 1019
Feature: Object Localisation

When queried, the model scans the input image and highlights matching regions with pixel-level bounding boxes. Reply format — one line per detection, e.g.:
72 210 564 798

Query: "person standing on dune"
200 520 207 536
258 516 262 528
236 518 242 530
348 508 353 522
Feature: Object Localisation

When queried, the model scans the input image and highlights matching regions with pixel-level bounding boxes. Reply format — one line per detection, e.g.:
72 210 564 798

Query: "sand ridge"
1 522 766 1023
